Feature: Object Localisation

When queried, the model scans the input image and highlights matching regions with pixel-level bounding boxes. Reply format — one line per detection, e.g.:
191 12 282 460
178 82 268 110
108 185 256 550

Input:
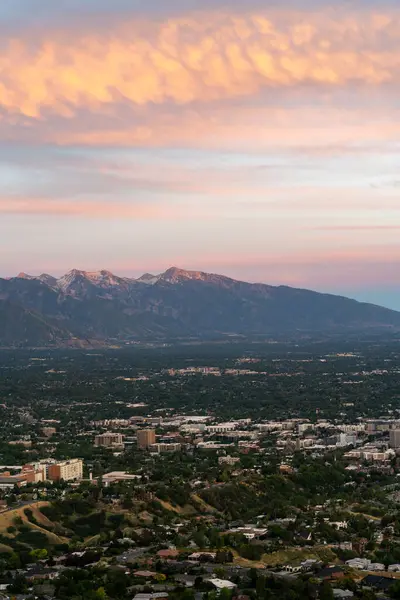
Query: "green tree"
219 588 233 600
30 548 48 562
319 581 334 600
256 575 266 598
94 586 107 600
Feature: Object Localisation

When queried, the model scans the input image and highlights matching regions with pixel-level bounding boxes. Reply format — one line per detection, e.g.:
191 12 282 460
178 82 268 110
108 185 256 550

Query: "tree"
219 588 233 600
94 587 107 600
30 548 48 562
256 575 266 598
319 581 334 600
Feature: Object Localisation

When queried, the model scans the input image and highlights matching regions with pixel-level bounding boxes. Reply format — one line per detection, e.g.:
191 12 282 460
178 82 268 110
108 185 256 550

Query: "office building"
48 459 83 482
149 443 181 453
137 429 156 449
390 429 400 449
337 433 357 447
94 432 124 448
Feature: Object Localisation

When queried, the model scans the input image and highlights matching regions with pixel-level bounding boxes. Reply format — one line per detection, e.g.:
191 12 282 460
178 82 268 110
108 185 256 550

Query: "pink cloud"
0 6 399 122
0 198 175 219
314 225 400 231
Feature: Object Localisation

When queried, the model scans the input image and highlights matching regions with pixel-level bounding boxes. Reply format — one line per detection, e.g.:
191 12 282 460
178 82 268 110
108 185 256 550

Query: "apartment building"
390 429 400 449
137 429 156 449
48 459 83 482
94 432 124 448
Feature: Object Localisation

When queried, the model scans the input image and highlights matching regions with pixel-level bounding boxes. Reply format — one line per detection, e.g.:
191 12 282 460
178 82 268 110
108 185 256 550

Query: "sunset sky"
1 0 399 308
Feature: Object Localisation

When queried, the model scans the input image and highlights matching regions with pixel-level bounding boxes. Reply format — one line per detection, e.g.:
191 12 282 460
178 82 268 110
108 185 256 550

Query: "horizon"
2 265 399 312
0 1 399 310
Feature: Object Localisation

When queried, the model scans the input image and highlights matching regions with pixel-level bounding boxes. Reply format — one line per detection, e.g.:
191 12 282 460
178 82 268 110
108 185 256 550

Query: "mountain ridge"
11 266 234 289
0 267 399 347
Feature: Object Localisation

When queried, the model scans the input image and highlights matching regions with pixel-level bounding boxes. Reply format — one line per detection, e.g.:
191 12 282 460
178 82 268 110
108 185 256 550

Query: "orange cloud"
0 7 399 119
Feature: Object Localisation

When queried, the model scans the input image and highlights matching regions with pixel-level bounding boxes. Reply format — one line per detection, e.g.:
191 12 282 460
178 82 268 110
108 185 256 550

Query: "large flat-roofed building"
149 443 181 453
101 471 142 486
0 473 28 489
390 429 400 449
94 432 124 448
48 459 83 482
137 429 156 449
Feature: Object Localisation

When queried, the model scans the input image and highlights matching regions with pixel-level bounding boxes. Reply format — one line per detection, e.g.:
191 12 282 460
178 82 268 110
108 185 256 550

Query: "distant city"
0 341 399 599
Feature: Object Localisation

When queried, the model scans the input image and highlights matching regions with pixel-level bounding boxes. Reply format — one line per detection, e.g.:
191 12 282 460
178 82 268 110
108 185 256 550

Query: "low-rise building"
42 427 57 437
149 443 181 453
206 579 237 590
0 473 27 489
218 456 240 466
101 471 142 486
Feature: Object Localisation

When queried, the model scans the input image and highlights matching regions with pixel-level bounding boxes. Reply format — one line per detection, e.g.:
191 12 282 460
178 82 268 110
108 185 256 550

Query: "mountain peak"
56 269 135 293
161 267 210 283
16 272 57 287
159 266 234 285
56 269 88 293
137 273 159 285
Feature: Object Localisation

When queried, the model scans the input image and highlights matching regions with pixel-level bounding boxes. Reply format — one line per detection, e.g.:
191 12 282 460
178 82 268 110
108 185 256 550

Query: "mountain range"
0 267 399 347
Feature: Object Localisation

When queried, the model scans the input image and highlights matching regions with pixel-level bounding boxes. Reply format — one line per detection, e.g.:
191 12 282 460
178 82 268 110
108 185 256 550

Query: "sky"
0 1 399 309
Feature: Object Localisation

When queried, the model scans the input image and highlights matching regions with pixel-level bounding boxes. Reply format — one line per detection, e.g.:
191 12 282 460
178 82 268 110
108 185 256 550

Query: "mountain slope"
0 300 72 347
0 267 399 346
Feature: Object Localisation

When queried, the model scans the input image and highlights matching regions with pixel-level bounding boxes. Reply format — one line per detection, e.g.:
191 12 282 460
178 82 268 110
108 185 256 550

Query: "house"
133 594 169 600
206 579 237 591
282 565 302 574
134 570 158 578
389 564 400 572
346 558 371 570
189 552 216 562
297 530 312 542
175 575 196 588
333 590 354 599
361 575 395 592
25 566 59 582
316 566 346 581
369 563 385 572
301 559 320 571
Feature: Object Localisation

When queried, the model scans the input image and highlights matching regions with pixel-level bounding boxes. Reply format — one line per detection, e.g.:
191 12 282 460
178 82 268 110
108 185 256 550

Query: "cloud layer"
1 7 400 120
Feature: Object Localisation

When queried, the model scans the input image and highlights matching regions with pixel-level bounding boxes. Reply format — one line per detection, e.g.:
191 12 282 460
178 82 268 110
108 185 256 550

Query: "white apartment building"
206 423 239 433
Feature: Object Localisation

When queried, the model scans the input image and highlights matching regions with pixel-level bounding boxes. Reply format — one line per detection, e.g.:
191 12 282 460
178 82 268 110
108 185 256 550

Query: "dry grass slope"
0 502 67 545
